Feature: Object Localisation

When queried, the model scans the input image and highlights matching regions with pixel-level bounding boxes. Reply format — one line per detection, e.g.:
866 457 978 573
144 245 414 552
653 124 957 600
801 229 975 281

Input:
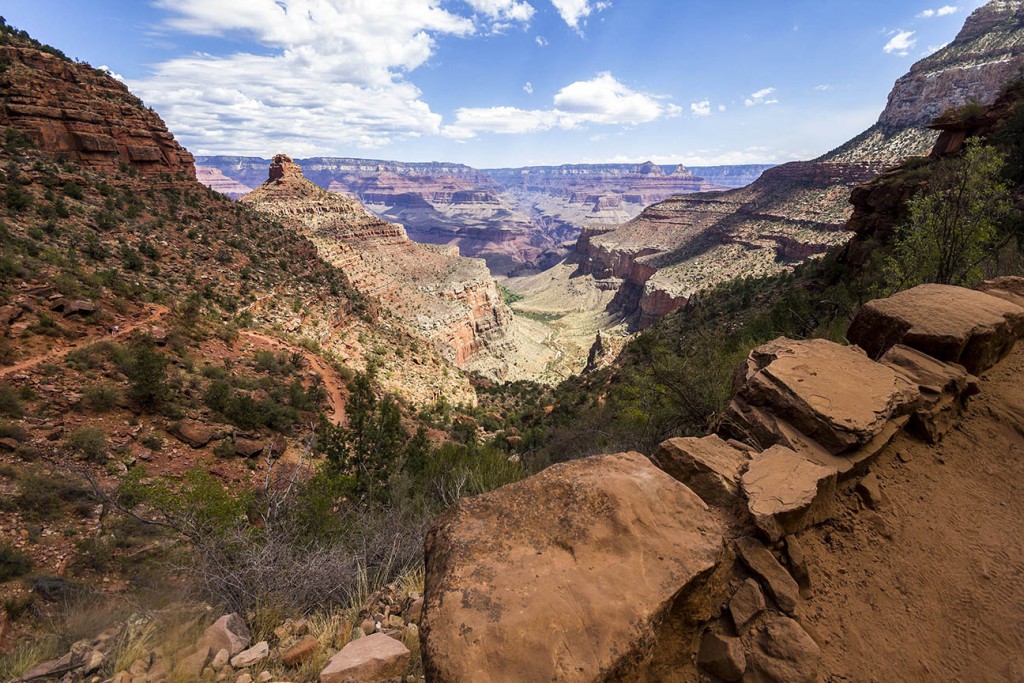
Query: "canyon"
196 155 770 276
537 0 1024 329
240 154 553 384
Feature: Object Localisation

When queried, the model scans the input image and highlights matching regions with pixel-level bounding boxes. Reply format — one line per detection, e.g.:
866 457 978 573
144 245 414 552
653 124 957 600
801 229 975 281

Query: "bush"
82 383 120 411
66 427 108 463
0 420 27 441
0 541 32 581
0 383 23 417
15 472 92 522
123 339 169 411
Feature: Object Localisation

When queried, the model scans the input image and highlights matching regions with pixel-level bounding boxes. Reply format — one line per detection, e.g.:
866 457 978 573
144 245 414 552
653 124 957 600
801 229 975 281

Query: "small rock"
211 648 230 671
856 473 887 510
387 615 405 629
729 579 765 630
230 641 269 669
697 631 746 682
175 646 212 681
406 597 423 624
741 446 838 542
360 619 375 636
735 537 801 615
235 674 253 683
198 613 252 656
319 633 411 683
784 535 812 596
743 613 821 683
281 634 318 666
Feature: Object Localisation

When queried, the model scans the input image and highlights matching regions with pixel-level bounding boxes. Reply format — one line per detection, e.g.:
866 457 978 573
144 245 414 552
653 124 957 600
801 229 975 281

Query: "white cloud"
549 0 610 32
132 0 489 155
814 84 832 91
98 65 126 82
745 87 778 107
523 81 534 94
443 71 679 138
918 5 958 18
925 41 951 55
535 35 549 46
690 100 711 117
465 0 535 23
718 104 726 112
884 30 917 56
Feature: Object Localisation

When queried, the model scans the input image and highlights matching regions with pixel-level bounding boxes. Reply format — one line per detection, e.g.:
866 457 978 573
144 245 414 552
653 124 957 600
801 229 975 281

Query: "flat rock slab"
741 445 838 541
848 283 1024 374
880 344 980 443
722 338 918 454
735 537 801 616
652 435 750 507
977 276 1024 308
421 451 725 683
319 633 410 683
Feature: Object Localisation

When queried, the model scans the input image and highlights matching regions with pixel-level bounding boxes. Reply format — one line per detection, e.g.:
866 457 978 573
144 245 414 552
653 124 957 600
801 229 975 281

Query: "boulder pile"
421 278 1024 682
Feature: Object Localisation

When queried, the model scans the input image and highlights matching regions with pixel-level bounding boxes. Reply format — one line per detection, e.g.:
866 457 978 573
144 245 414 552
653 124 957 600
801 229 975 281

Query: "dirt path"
240 330 347 426
797 345 1024 681
0 304 169 379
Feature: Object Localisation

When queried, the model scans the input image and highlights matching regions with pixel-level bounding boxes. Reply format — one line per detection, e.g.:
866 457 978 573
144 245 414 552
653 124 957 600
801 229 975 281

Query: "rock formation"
194 167 252 199
241 155 522 377
421 277 1024 681
564 0 1024 327
0 36 194 179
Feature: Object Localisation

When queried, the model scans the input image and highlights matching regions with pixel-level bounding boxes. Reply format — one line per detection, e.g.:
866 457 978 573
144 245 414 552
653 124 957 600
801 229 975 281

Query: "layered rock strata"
570 0 1024 327
241 155 516 372
0 40 194 178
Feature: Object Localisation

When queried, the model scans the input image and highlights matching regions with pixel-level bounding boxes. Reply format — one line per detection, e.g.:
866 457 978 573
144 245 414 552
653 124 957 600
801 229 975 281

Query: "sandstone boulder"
171 420 218 449
743 613 821 683
230 641 269 668
847 284 1024 374
741 446 838 541
721 338 918 454
197 613 251 656
735 538 800 616
880 344 980 443
281 634 318 666
421 451 725 682
977 275 1024 308
652 435 750 507
698 631 746 681
319 633 410 683
729 579 766 630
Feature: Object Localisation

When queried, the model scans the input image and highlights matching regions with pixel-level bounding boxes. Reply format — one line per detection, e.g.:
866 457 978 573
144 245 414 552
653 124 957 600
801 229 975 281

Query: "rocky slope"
240 155 541 380
0 26 194 180
422 279 1024 681
562 0 1024 327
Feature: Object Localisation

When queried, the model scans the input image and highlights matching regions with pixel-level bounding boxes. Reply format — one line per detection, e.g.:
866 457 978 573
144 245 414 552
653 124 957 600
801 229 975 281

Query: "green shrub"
66 427 108 463
0 383 23 417
123 339 169 411
14 472 92 522
0 541 32 581
0 420 27 441
82 383 120 411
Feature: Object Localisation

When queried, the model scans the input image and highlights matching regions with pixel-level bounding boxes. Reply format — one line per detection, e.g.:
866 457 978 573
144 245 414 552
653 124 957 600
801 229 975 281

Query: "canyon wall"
241 155 520 374
0 40 194 179
571 0 1024 327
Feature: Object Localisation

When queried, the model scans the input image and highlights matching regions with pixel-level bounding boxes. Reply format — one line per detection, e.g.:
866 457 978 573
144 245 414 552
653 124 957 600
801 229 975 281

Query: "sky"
2 0 991 168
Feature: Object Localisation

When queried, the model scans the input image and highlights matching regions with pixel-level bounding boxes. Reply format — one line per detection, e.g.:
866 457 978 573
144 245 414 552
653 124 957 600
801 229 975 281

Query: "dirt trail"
796 344 1024 681
240 330 347 426
0 304 169 379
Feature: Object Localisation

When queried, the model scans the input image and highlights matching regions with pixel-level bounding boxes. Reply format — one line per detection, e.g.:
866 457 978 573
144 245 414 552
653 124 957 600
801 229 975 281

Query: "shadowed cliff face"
241 155 521 375
0 38 194 179
569 0 1024 329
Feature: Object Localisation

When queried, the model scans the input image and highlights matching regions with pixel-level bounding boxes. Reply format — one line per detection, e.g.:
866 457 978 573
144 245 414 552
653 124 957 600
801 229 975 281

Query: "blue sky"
2 0 989 167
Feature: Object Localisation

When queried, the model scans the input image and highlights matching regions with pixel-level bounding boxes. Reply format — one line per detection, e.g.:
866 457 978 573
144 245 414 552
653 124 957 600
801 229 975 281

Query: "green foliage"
0 383 23 417
0 541 32 581
122 338 169 412
884 142 1013 288
66 427 108 463
82 383 120 412
499 285 524 305
10 471 92 522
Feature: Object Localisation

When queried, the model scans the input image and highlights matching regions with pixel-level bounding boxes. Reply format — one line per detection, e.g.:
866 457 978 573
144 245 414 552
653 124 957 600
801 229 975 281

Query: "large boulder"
879 344 980 443
742 613 821 683
319 633 410 683
720 338 918 454
977 275 1024 308
170 420 218 449
421 451 726 683
651 435 750 507
741 445 838 541
196 613 251 656
847 284 1024 374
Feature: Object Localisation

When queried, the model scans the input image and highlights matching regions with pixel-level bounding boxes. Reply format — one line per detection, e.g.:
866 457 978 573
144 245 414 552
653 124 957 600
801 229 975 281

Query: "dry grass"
0 635 63 681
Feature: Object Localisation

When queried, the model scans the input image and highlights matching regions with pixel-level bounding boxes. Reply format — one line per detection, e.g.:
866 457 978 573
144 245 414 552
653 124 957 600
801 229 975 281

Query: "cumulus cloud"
465 0 536 23
443 71 680 138
690 100 711 117
549 0 610 32
744 87 778 107
884 30 917 55
131 0 524 155
523 81 534 94
535 35 549 46
918 5 958 18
